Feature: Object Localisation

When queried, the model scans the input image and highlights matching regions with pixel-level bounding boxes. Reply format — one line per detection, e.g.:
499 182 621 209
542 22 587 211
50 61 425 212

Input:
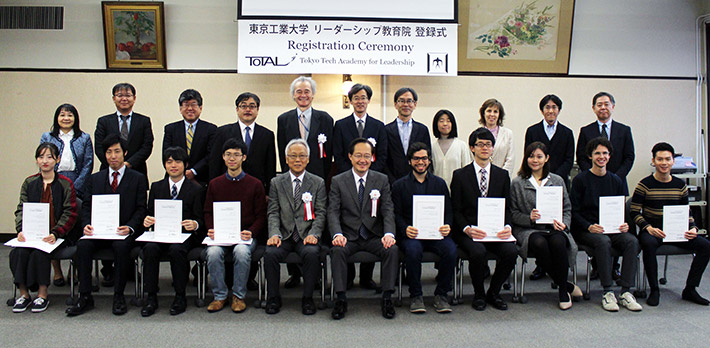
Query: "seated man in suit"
67 134 147 316
276 76 334 288
332 83 388 290
524 94 575 280
140 146 205 317
450 127 517 311
392 142 456 314
163 89 217 187
329 138 398 319
263 139 327 315
385 87 431 184
204 138 266 313
570 137 642 312
630 142 710 307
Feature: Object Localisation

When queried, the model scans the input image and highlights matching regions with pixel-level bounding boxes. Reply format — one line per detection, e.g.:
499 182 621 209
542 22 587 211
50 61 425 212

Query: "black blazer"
276 108 334 180
162 119 217 185
81 167 148 236
208 122 276 193
146 178 206 242
576 120 635 188
524 121 575 186
95 112 154 178
384 119 431 183
450 163 511 239
332 114 388 174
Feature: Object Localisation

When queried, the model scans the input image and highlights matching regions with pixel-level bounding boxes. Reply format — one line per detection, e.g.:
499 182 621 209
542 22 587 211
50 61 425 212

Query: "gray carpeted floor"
1 246 709 348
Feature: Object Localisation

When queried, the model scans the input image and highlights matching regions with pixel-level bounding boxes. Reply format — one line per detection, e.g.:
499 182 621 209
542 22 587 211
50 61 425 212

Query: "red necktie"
111 171 119 192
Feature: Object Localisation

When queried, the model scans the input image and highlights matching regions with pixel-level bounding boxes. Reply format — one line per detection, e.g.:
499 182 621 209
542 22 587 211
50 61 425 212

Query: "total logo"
246 55 296 67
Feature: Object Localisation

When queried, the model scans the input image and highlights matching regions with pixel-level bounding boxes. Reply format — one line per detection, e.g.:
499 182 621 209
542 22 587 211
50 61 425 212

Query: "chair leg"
93 259 100 292
397 261 403 306
660 255 669 285
66 260 76 306
131 258 141 307
318 260 327 309
517 259 526 304
584 256 591 300
255 260 265 308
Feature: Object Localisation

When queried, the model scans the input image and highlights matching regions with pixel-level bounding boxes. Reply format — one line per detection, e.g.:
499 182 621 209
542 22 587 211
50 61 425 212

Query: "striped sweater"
630 174 694 232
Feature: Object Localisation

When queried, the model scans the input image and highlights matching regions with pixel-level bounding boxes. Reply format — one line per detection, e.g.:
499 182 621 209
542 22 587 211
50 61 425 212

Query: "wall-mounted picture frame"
458 0 575 74
102 1 166 70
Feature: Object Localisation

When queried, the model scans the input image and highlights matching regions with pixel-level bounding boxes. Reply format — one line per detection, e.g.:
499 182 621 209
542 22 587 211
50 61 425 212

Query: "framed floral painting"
458 0 575 74
102 1 166 70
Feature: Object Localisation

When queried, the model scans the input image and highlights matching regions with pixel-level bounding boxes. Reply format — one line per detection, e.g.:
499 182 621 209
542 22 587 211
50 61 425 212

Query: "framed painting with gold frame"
458 0 575 74
102 1 166 70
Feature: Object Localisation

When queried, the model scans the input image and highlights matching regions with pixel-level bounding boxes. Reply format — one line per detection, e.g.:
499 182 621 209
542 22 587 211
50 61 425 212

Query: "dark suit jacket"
276 108 334 180
146 177 206 242
327 170 395 240
81 167 148 236
576 120 635 190
524 121 575 186
208 122 277 193
450 163 511 240
267 171 327 240
332 114 388 174
384 119 431 183
162 119 217 185
95 112 154 178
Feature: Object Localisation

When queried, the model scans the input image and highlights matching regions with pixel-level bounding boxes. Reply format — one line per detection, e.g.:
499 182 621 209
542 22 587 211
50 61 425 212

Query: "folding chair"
454 248 517 304
134 246 207 307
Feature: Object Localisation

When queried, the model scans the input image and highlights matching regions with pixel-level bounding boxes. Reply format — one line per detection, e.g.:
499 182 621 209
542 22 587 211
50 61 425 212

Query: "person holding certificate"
570 137 642 312
203 138 266 313
263 139 327 315
140 147 205 317
328 138 398 320
392 142 457 314
510 142 581 310
67 134 148 317
450 128 517 311
630 142 710 306
10 143 78 313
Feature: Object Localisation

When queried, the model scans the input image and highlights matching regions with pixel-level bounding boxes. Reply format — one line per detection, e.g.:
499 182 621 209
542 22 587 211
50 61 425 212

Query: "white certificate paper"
22 203 49 242
154 199 182 239
663 205 689 242
91 194 120 236
413 195 444 240
599 196 625 234
536 186 563 224
210 201 252 245
475 197 514 242
5 238 64 253
136 232 190 244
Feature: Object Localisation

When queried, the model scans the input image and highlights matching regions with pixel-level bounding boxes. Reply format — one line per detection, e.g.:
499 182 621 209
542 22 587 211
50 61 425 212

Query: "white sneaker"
619 292 643 311
602 292 619 312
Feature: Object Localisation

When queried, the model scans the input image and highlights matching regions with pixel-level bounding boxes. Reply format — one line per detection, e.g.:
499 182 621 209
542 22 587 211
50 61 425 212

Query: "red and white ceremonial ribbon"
367 137 377 162
302 192 314 221
369 189 380 218
317 134 327 159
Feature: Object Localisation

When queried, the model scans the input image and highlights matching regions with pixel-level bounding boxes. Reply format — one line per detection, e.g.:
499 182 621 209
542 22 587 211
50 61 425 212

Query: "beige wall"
0 72 697 234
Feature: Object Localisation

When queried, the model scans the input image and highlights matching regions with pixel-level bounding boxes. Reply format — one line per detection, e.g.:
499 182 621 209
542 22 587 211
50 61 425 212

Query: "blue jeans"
401 237 457 297
206 243 256 300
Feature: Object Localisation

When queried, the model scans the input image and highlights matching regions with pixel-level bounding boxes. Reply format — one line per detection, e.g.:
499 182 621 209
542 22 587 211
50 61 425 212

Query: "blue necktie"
171 184 178 200
358 178 368 240
244 126 252 150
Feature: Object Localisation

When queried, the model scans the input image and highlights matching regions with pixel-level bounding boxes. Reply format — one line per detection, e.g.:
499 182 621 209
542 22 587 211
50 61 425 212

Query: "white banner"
238 20 457 76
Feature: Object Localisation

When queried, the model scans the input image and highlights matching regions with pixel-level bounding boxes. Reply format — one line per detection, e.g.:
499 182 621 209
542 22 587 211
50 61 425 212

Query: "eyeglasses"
411 156 429 162
474 142 493 148
351 96 369 102
114 94 134 99
396 99 415 105
352 153 372 160
238 104 258 110
223 153 244 159
181 102 200 109
287 154 308 160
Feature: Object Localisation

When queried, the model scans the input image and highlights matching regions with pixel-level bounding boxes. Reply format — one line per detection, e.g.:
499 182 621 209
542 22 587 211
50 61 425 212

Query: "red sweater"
204 173 266 238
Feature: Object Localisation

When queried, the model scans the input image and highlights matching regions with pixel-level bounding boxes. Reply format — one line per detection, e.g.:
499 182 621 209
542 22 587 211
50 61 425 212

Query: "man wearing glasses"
162 89 217 187
384 87 431 184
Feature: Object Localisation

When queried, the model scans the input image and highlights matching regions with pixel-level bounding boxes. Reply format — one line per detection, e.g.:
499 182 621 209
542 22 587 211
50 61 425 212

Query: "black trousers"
10 247 53 289
528 231 569 288
76 238 134 294
141 237 198 295
264 239 320 298
331 238 399 293
454 235 517 296
638 231 710 289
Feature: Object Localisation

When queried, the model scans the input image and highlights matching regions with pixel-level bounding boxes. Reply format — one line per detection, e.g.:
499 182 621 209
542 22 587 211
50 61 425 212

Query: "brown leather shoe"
207 299 226 313
231 295 246 313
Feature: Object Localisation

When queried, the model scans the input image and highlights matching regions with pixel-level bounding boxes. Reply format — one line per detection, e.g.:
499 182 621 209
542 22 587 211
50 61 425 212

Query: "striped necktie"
186 124 194 155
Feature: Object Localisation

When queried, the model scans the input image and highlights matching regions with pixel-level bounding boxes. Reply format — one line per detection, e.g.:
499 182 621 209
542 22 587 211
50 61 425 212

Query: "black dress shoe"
247 279 258 291
112 293 127 315
101 273 115 288
141 297 158 317
285 276 301 289
530 266 545 281
302 297 316 315
170 294 187 315
53 277 66 287
66 294 94 316
331 299 347 320
265 296 282 314
381 298 396 319
472 296 487 311
486 293 508 310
